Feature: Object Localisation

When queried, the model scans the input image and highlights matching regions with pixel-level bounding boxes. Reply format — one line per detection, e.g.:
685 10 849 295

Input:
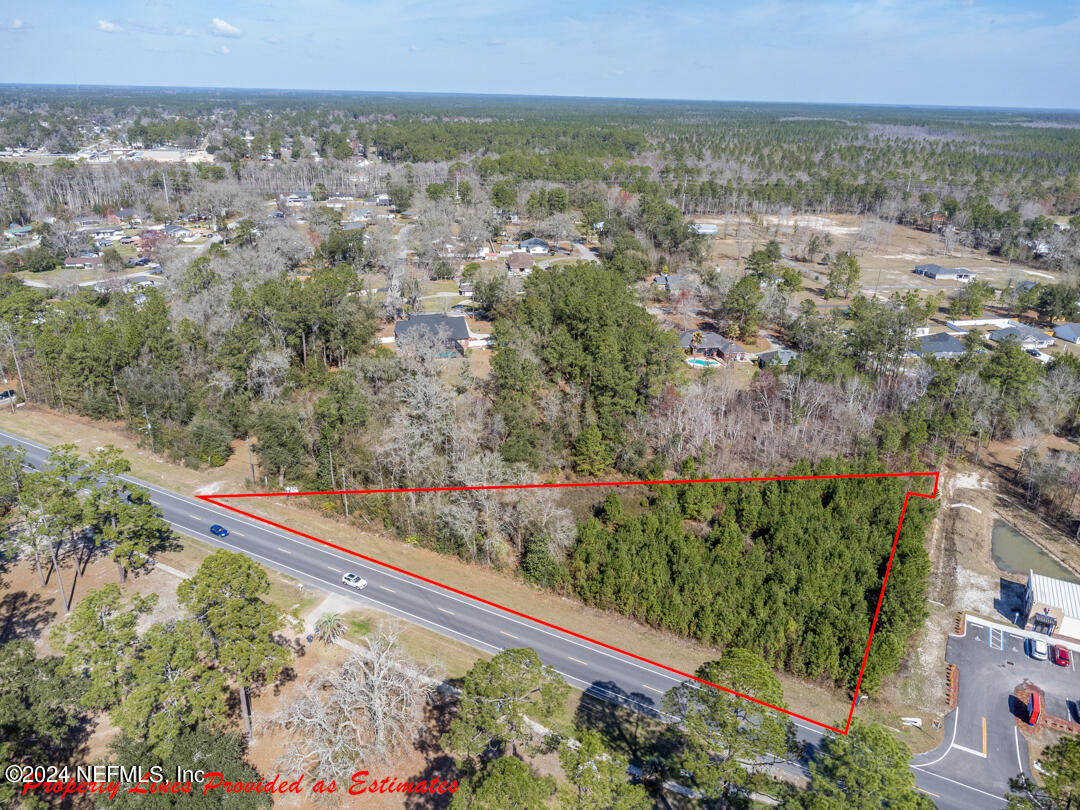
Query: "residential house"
1054 323 1080 344
519 237 550 255
342 221 367 232
914 264 975 282
115 208 143 223
163 225 193 239
916 332 966 359
394 313 471 354
1014 280 1038 295
72 215 103 228
690 223 718 235
757 348 798 367
1025 571 1080 643
64 255 102 269
988 324 1054 350
506 253 534 276
653 273 693 293
679 330 750 361
93 227 124 241
375 193 391 207
3 225 33 240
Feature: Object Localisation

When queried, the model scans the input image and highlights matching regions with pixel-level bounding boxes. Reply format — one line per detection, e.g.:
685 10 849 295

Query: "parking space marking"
989 627 1004 650
982 716 987 756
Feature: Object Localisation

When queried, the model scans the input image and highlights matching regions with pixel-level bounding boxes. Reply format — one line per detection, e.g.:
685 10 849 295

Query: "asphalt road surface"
911 621 1063 810
0 426 1002 807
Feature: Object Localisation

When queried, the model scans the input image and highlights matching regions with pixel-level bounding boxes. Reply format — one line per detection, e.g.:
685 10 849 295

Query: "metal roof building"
1026 570 1080 643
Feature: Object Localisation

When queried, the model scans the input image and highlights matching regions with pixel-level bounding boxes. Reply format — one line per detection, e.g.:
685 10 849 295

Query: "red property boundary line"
199 470 939 735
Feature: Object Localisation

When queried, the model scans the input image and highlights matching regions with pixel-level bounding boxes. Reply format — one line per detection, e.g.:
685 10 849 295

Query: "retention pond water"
991 519 1079 583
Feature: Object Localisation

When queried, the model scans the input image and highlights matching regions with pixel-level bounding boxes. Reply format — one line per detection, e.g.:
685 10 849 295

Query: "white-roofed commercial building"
1025 571 1080 643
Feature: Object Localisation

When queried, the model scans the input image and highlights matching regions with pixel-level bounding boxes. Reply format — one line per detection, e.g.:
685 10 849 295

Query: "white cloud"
209 17 242 37
97 19 123 33
10 18 23 30
263 34 281 44
216 45 230 55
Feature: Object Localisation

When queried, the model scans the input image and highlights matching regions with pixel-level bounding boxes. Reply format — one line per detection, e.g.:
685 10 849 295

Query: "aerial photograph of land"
1 2 1080 809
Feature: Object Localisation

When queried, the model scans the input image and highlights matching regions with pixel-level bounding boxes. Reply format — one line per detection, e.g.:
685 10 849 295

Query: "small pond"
991 520 1080 583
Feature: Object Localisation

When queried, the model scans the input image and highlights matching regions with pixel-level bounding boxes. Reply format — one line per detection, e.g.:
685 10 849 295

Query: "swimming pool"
686 357 720 367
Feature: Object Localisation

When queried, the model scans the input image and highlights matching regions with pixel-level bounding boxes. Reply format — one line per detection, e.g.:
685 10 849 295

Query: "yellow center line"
188 514 199 519
438 607 454 615
327 566 342 573
917 788 940 798
379 585 395 593
277 547 292 554
641 684 664 694
567 656 588 666
500 631 519 639
233 531 244 537
982 716 987 755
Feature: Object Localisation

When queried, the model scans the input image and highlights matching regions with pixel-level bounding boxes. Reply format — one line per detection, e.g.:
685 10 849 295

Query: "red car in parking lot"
1052 646 1071 667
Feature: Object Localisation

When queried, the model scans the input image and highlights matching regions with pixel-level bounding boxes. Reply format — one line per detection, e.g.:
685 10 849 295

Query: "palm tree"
314 612 346 644
690 330 703 358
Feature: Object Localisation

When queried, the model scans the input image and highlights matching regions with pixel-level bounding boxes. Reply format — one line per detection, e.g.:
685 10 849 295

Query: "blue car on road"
209 524 229 537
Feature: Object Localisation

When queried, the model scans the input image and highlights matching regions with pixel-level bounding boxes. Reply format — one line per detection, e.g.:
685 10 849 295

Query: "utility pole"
246 437 256 487
340 470 349 518
162 171 169 206
327 444 335 492
0 358 14 413
0 325 27 403
142 405 155 455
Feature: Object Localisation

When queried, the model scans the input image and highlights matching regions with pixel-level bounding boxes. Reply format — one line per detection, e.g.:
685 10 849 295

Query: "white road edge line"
911 767 1005 801
913 709 960 768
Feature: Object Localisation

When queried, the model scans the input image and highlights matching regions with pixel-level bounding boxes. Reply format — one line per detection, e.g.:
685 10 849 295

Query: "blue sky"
2 0 1078 109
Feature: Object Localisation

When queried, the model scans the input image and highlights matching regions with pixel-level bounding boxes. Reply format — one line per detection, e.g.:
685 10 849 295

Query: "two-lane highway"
0 426 1007 807
0 427 691 716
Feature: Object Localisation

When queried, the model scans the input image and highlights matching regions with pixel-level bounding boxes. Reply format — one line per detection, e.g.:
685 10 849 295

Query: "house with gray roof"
757 348 798 367
916 332 966 359
1054 323 1080 344
394 313 471 354
678 330 750 361
988 323 1054 350
914 264 975 282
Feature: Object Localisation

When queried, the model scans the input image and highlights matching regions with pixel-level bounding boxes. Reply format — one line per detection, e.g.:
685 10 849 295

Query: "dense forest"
569 464 934 693
4 86 1080 222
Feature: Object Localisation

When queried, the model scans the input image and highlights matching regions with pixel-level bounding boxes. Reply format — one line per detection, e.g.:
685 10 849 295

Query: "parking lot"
912 617 1078 809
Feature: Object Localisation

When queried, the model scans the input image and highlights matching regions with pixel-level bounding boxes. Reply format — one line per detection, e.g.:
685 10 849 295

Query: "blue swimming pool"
686 357 719 367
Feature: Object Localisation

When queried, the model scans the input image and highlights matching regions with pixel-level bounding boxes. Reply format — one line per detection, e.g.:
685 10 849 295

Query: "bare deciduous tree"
269 630 434 784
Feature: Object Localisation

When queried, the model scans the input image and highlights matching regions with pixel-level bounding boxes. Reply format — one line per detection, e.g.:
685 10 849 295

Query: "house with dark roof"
394 313 471 354
678 330 750 361
916 332 966 359
1014 280 1038 294
1054 323 1080 344
519 237 550 255
914 264 975 282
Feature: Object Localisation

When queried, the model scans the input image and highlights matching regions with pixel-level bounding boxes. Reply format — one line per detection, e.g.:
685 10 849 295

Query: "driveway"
911 619 1078 808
